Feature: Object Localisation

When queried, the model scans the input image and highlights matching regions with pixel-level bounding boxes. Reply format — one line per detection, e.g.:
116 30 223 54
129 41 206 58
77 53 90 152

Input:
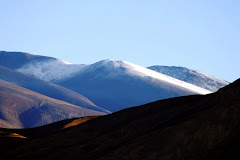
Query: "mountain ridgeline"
148 65 229 92
0 51 227 112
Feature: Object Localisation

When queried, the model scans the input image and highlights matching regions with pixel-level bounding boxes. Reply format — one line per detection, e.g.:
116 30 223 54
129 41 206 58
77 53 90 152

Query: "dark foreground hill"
0 116 98 156
1 78 240 160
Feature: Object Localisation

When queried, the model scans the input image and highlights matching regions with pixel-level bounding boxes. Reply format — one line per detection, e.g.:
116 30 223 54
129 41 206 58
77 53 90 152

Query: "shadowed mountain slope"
0 116 99 139
0 116 98 156
2 78 240 160
0 79 105 128
0 65 110 113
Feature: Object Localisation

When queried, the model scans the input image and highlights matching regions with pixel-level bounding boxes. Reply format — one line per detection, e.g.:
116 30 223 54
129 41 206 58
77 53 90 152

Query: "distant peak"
99 59 120 63
91 59 127 68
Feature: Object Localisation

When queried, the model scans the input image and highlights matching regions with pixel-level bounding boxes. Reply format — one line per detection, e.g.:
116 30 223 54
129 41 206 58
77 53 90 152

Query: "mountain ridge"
148 65 229 92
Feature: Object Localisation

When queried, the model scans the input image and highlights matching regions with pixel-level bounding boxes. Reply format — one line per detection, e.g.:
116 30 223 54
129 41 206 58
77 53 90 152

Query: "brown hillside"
0 79 104 128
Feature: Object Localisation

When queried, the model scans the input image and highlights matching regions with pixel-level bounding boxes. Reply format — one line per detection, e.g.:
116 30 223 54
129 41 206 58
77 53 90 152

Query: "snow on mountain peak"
2 50 214 96
16 56 212 95
55 60 212 111
91 59 126 68
82 60 212 95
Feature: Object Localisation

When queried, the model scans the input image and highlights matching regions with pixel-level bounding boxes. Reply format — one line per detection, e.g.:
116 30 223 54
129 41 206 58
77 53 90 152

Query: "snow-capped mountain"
148 66 229 92
0 51 213 112
0 51 86 82
54 60 211 111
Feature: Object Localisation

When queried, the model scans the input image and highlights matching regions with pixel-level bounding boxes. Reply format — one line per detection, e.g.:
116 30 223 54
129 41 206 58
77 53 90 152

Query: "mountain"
0 79 105 128
0 51 86 82
0 65 110 113
148 65 229 92
1 78 240 160
0 51 212 112
56 60 211 112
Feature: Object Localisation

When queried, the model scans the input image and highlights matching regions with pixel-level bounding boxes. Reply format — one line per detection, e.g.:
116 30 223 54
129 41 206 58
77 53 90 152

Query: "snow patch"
17 59 86 82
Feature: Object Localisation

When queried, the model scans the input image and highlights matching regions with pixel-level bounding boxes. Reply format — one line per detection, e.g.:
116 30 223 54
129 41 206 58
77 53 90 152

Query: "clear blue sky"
1 0 239 82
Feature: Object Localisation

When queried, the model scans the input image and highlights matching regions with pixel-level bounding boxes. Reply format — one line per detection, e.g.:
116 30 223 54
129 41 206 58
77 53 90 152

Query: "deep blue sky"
1 0 239 82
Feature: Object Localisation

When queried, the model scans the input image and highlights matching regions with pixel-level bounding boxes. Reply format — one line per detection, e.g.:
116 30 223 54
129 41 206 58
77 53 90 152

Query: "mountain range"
0 51 224 112
0 51 229 127
0 78 239 160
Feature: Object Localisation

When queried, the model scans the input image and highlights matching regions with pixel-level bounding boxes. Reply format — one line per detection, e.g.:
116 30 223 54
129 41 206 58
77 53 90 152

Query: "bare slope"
0 79 105 128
